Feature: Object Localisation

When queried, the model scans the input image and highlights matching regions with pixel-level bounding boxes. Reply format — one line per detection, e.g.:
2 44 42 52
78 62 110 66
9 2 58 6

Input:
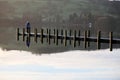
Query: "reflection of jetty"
17 24 120 51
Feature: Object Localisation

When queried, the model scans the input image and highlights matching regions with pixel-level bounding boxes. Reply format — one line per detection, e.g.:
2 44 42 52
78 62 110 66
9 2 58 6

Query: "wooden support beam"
84 30 87 48
97 31 101 50
69 30 72 45
87 30 90 47
56 29 58 45
61 29 63 44
41 29 43 44
17 28 19 41
73 30 76 48
53 29 55 43
48 29 51 45
34 28 37 43
46 28 48 42
64 30 67 46
23 28 25 41
109 32 113 51
78 30 80 46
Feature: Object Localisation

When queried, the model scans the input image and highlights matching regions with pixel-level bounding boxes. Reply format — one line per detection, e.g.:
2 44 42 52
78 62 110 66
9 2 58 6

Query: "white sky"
0 48 120 80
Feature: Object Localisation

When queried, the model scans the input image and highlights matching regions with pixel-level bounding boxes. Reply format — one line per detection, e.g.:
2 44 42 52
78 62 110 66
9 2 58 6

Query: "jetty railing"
17 28 120 51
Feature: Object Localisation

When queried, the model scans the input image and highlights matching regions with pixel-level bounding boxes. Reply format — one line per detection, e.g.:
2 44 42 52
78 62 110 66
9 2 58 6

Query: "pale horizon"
0 48 120 80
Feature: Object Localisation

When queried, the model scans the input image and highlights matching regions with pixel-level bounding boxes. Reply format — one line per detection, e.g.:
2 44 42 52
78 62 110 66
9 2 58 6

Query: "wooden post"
23 28 25 41
56 29 58 45
61 29 63 44
64 30 67 46
109 32 113 51
73 30 76 48
46 28 48 42
84 30 87 48
69 30 72 45
53 29 55 43
17 28 19 41
48 29 51 45
34 28 37 43
78 30 80 46
97 31 101 50
87 30 90 47
41 29 43 44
